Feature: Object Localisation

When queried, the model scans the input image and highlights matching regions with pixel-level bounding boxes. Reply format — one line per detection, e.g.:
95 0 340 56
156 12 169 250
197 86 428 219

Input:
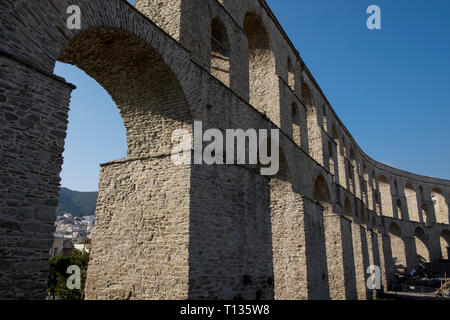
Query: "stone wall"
0 0 449 300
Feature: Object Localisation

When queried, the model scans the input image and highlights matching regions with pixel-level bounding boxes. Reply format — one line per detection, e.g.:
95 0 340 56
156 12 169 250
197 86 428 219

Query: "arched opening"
57 27 193 299
331 124 343 186
322 104 328 133
347 163 354 194
287 57 295 91
440 230 450 260
405 184 419 222
349 148 356 195
374 192 381 214
432 189 449 225
388 223 407 274
59 27 192 158
421 204 429 226
244 12 278 123
360 207 366 225
314 175 332 213
378 175 393 217
343 197 353 219
396 199 404 220
55 62 127 192
211 17 230 87
371 216 377 230
414 228 430 267
291 103 301 147
301 82 318 160
328 141 335 178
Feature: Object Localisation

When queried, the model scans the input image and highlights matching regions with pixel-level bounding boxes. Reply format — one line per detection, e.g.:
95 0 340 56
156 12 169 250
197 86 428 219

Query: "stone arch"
396 199 404 220
328 141 336 178
59 27 194 299
331 123 343 185
414 227 430 265
322 104 328 133
360 207 366 225
314 174 332 213
287 56 295 91
378 175 393 217
59 27 193 159
440 230 450 260
419 186 424 200
347 162 354 194
0 0 198 299
421 204 429 226
291 103 301 147
301 81 320 161
371 216 377 230
343 197 353 219
243 12 278 123
388 223 407 274
405 184 419 222
432 188 449 225
210 17 231 87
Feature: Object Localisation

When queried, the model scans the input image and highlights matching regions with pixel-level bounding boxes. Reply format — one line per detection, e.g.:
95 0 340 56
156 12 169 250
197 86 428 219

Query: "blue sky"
55 0 450 191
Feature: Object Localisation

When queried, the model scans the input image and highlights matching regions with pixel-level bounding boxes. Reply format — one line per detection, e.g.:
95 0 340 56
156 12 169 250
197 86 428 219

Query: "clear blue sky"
55 0 450 191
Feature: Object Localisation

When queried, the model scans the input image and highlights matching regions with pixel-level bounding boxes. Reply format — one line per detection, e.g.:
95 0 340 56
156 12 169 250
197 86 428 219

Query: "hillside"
57 187 98 217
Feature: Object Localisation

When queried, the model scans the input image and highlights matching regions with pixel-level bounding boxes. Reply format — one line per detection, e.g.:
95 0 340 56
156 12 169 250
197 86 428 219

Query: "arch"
343 197 353 219
1 0 197 299
301 81 322 160
419 186 424 200
244 12 278 122
360 207 366 225
347 162 354 194
58 27 194 299
314 174 332 213
378 175 393 217
331 123 339 141
414 227 430 265
287 57 295 90
432 188 449 224
440 230 450 260
58 27 193 158
322 104 328 133
291 103 301 147
331 123 342 184
388 223 407 273
396 199 404 220
405 184 419 222
421 204 429 226
328 141 335 178
371 216 377 230
210 17 231 86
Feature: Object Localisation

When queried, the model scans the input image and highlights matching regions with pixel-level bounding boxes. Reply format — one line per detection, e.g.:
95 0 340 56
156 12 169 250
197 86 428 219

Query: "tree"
48 249 90 300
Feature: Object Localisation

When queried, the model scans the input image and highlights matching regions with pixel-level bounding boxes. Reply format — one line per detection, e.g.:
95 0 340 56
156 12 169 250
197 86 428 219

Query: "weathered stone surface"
0 0 449 300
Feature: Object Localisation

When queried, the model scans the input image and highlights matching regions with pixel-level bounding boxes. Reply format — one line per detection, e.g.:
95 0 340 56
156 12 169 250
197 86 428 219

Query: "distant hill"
57 187 98 217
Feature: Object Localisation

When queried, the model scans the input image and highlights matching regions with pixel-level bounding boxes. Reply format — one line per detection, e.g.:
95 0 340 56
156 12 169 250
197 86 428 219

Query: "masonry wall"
0 55 73 299
85 157 191 300
0 0 449 300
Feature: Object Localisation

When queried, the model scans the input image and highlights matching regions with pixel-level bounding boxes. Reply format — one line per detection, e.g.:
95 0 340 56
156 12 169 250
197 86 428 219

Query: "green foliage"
48 250 90 300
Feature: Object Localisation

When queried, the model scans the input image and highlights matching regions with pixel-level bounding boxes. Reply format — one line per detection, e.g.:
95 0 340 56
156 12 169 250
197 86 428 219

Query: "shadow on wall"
188 162 275 300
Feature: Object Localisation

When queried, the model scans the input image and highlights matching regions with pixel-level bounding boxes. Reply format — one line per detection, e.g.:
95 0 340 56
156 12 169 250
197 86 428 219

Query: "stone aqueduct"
0 0 449 300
